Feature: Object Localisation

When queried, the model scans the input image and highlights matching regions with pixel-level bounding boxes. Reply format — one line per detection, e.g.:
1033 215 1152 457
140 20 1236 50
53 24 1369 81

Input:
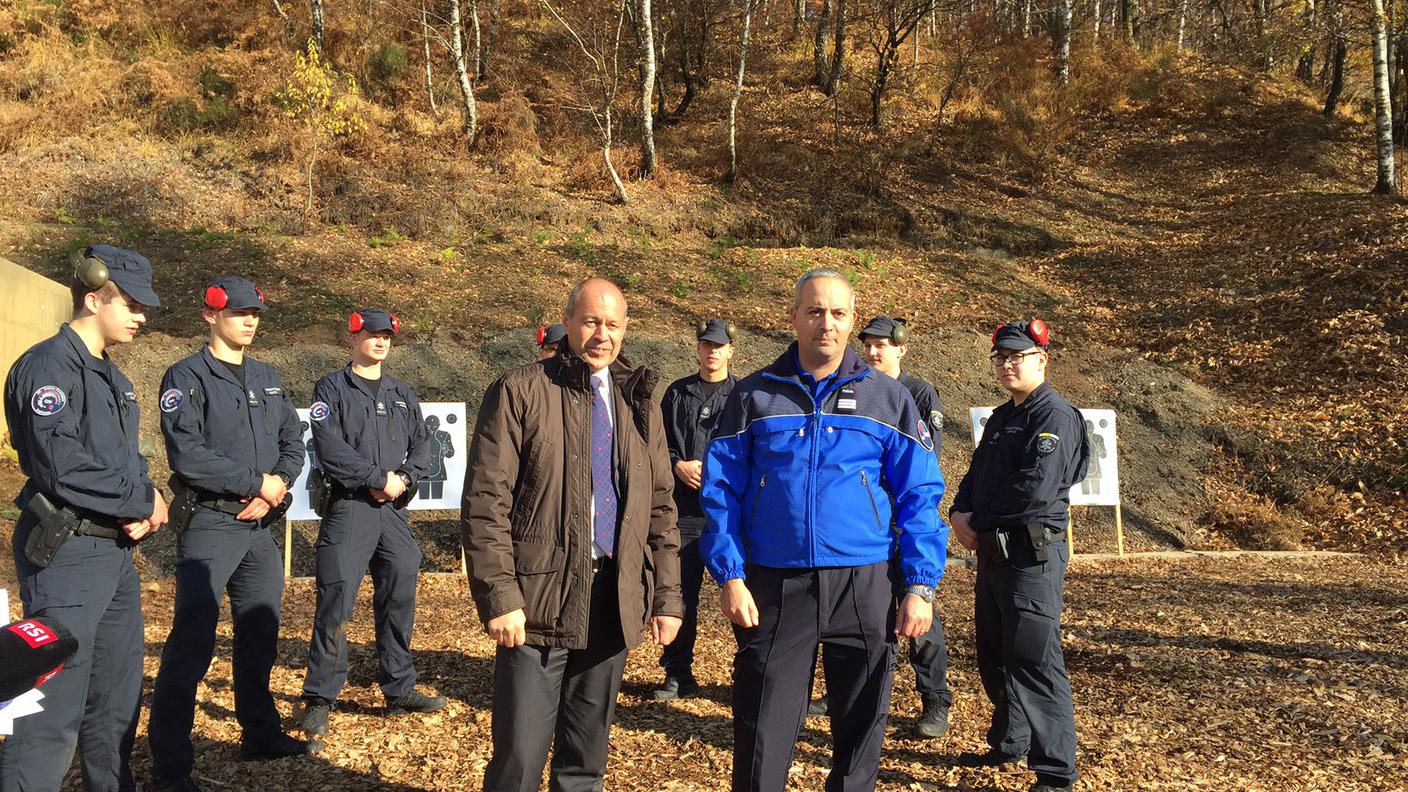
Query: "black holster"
22 492 75 568
311 471 333 518
1026 523 1051 563
167 476 199 535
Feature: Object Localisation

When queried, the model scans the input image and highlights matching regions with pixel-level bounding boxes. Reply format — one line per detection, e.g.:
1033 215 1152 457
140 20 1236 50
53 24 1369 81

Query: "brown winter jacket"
461 347 683 650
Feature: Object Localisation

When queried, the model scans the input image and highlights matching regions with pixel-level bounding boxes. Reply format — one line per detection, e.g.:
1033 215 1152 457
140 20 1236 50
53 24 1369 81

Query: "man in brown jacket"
463 278 684 792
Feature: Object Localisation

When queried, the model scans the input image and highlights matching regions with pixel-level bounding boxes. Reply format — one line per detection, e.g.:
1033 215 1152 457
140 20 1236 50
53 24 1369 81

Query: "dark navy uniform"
657 368 737 686
301 362 435 705
895 371 952 712
952 335 1088 789
2 246 160 792
148 306 306 784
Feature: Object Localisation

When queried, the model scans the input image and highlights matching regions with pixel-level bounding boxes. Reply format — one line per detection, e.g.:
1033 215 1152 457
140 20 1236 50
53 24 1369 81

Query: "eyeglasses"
989 350 1042 368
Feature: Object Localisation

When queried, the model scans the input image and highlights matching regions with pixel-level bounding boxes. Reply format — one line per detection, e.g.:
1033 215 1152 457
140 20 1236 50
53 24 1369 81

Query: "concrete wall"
1 258 70 443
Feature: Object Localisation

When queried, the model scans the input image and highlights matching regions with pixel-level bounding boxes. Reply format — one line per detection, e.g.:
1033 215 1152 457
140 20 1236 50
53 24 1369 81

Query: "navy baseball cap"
350 308 400 334
204 276 266 311
858 316 906 341
696 319 734 346
538 324 566 347
992 319 1050 351
85 245 160 308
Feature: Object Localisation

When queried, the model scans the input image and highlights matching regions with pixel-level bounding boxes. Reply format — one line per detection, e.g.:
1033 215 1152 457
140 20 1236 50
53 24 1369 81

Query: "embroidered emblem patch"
1036 432 1060 454
30 386 66 416
160 388 184 413
916 418 934 451
310 401 331 421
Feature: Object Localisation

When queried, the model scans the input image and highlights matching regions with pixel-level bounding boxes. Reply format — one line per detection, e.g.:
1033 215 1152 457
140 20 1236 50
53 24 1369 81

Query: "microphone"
0 618 79 702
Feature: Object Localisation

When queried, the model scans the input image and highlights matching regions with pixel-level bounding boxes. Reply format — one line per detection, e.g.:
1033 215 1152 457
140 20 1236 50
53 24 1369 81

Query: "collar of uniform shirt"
791 347 841 404
590 367 614 430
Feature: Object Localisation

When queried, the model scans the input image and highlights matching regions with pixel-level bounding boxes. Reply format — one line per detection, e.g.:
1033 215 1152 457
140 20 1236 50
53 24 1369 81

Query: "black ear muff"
204 285 228 310
348 312 364 333
1029 318 1050 347
726 322 738 342
891 318 909 345
74 255 109 291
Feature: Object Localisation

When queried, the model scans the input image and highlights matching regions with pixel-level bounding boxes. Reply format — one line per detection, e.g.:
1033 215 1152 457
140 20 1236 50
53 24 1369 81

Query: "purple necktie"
591 383 618 557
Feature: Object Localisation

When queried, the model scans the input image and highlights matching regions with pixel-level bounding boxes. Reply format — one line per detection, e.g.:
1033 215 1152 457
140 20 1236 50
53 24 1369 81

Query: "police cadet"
1 246 168 792
651 318 739 701
854 315 952 738
949 320 1089 792
147 277 311 791
536 323 566 360
299 308 446 737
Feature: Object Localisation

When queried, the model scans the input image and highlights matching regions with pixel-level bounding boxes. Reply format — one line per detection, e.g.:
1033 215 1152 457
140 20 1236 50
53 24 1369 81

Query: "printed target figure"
417 413 456 501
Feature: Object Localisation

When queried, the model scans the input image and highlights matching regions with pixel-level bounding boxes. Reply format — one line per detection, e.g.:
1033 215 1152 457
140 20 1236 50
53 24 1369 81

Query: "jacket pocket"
512 539 565 630
860 470 883 532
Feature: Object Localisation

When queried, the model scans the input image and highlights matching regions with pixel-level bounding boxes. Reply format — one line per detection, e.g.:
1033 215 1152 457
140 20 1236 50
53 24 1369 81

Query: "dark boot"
301 698 331 736
385 689 448 714
914 695 950 738
651 674 701 701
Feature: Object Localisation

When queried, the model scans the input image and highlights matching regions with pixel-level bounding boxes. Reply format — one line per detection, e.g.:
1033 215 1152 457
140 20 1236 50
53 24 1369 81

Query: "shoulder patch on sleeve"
30 386 66 416
310 401 331 421
160 388 184 413
1036 432 1060 454
929 410 943 432
916 418 934 451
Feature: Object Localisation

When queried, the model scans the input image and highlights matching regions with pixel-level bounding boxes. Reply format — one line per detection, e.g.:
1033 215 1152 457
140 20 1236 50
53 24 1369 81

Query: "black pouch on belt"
1026 523 1051 563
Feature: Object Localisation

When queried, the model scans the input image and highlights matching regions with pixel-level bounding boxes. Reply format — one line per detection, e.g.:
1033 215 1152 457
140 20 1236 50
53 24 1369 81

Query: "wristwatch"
395 471 412 489
905 584 935 603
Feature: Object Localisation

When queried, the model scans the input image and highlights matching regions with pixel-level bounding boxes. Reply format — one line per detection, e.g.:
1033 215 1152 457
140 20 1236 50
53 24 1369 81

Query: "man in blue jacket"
149 277 311 791
700 269 948 792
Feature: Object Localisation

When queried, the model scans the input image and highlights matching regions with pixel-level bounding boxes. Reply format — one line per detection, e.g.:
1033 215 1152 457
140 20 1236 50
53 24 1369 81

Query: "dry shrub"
1296 486 1353 524
1207 486 1305 551
475 92 543 170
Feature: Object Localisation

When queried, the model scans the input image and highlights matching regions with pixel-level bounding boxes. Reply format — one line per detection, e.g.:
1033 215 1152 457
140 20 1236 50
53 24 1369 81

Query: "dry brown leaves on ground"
33 554 1406 791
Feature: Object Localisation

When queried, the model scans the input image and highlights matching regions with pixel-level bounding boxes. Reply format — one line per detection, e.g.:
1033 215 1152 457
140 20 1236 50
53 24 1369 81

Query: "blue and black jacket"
699 344 948 587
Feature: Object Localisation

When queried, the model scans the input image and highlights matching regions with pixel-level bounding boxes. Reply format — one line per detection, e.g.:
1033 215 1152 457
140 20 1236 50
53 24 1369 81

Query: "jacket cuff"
711 567 746 586
364 469 388 490
477 589 526 625
651 597 685 619
240 469 263 499
904 572 940 587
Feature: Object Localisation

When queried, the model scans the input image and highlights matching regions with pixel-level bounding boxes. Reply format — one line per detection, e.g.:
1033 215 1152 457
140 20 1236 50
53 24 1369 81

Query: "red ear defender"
204 286 228 310
991 324 1004 346
255 287 265 303
390 315 400 334
536 326 547 345
348 312 364 333
1029 318 1050 347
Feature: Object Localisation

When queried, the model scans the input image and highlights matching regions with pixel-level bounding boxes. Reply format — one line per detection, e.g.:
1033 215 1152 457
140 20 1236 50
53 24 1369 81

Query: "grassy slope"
0 3 1403 559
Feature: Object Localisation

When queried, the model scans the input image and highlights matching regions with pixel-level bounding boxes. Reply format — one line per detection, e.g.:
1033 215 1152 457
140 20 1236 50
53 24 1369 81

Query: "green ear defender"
74 251 110 291
890 318 909 345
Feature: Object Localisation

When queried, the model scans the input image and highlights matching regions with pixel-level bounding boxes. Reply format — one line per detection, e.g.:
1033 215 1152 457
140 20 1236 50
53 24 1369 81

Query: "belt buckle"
592 555 612 573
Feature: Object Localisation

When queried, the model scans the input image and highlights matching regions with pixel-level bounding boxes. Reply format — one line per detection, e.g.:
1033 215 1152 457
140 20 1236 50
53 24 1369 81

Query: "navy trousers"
302 498 423 702
974 532 1077 786
732 561 898 792
2 521 144 792
148 510 286 780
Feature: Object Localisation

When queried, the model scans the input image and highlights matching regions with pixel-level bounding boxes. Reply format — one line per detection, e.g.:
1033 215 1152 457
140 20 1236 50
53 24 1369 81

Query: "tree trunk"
449 0 478 149
824 0 847 95
470 0 483 78
604 107 630 203
1176 0 1188 51
1394 34 1408 143
1054 0 1071 85
1121 0 1135 44
1022 0 1032 36
639 0 659 176
1323 32 1346 115
311 0 326 54
1296 0 1318 81
422 1 440 116
1372 0 1397 193
794 0 806 37
1093 0 1103 39
1254 0 1271 70
727 0 754 183
813 0 833 87
480 0 502 79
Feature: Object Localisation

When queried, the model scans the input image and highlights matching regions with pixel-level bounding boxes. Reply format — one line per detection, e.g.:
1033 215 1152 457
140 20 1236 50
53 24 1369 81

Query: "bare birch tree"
543 0 633 204
1054 0 1071 86
422 1 440 116
639 0 659 176
727 0 759 182
1371 0 1397 193
479 0 502 79
311 0 326 54
449 0 479 148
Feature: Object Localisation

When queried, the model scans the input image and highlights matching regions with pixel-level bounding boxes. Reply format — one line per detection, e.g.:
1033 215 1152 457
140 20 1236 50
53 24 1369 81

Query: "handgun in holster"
993 529 1012 561
262 492 293 526
392 481 416 510
21 492 76 568
167 476 200 535
311 470 333 518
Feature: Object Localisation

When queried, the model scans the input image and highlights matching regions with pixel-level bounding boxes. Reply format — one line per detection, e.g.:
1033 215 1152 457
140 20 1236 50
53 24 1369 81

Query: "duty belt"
976 523 1065 563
